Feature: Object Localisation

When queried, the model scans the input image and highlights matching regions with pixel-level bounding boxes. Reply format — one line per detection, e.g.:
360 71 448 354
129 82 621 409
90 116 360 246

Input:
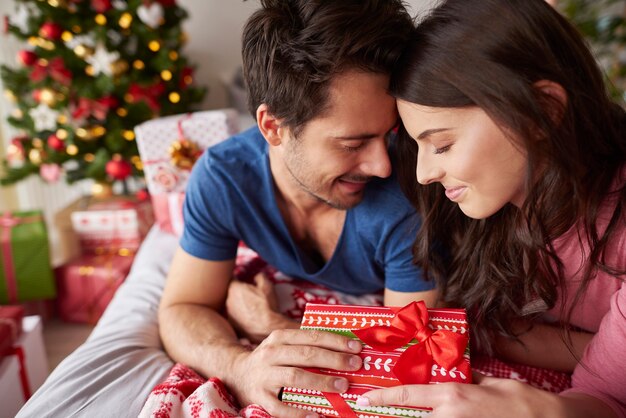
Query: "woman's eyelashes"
433 144 452 154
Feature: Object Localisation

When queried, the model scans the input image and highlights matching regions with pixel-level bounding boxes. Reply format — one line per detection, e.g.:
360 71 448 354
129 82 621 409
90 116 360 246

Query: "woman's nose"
416 150 444 185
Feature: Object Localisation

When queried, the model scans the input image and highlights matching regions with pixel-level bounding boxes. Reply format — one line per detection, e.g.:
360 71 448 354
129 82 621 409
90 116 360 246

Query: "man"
159 1 438 417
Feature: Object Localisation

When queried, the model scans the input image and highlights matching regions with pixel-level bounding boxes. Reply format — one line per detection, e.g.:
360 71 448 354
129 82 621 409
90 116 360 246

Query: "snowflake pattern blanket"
139 246 571 418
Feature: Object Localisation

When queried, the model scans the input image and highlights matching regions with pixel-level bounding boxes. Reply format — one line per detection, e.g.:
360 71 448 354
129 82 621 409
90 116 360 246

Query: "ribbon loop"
354 301 468 384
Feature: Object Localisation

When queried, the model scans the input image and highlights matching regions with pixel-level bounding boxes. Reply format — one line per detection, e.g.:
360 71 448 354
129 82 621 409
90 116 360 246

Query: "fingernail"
349 355 361 369
305 414 319 418
356 396 371 407
348 340 361 351
334 378 349 392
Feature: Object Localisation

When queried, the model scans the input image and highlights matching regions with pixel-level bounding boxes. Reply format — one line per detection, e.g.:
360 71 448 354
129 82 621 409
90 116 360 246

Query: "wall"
0 0 438 257
177 0 440 110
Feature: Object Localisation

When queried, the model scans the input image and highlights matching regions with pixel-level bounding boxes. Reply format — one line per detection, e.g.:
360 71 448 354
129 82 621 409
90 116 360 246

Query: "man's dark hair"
242 0 413 133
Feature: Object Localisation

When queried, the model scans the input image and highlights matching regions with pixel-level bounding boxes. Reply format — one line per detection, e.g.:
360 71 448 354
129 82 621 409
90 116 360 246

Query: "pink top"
546 171 626 417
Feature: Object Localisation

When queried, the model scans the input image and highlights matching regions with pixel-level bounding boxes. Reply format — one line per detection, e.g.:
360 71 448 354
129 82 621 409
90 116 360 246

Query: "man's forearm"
159 303 248 381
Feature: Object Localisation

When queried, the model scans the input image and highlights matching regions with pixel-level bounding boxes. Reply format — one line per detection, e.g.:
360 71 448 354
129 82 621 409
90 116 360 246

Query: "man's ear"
534 80 568 125
256 104 284 146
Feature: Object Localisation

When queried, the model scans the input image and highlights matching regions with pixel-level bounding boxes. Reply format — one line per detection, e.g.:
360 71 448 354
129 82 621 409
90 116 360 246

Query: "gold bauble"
3 89 17 102
111 60 129 77
48 0 68 7
92 181 113 198
76 125 106 141
119 13 133 29
74 44 94 59
66 144 79 155
29 148 46 165
39 88 57 106
169 92 181 104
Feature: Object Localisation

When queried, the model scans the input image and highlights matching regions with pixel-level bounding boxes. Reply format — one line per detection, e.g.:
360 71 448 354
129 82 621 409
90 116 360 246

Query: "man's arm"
384 288 439 308
159 247 364 417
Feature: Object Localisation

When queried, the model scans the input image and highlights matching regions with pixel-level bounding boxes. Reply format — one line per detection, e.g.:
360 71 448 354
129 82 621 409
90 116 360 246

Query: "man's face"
278 70 397 210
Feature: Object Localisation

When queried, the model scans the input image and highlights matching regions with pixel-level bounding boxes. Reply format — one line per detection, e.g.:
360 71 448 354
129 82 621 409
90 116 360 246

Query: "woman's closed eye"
434 144 451 154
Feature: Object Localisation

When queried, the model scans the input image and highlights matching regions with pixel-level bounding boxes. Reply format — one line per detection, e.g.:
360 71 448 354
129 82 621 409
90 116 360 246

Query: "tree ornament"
85 44 120 76
169 138 201 170
137 2 164 29
18 50 38 67
8 5 30 33
40 163 62 183
91 0 112 13
28 148 47 165
74 44 95 59
47 133 65 151
156 0 177 6
30 103 60 132
75 125 106 141
30 57 72 86
6 138 26 167
110 59 129 77
33 87 61 106
112 0 126 10
92 181 114 198
48 0 69 8
105 155 132 180
39 22 64 40
3 89 17 103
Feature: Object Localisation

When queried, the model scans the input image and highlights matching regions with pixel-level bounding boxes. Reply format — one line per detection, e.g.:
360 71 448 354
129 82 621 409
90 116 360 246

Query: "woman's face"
397 100 528 219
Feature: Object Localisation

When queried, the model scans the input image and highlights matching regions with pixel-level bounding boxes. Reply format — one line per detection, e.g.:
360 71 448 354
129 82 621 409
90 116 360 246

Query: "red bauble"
105 158 133 180
91 0 112 13
39 22 63 40
156 0 176 7
47 133 65 151
135 189 150 201
17 50 37 66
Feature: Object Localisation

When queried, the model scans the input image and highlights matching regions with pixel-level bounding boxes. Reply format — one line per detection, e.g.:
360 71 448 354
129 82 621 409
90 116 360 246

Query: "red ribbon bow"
353 301 468 384
128 82 165 113
72 96 118 121
30 57 72 86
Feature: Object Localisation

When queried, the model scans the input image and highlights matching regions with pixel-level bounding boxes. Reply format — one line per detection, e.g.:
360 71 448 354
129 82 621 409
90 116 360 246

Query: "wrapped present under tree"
55 252 134 324
281 301 471 418
0 211 55 304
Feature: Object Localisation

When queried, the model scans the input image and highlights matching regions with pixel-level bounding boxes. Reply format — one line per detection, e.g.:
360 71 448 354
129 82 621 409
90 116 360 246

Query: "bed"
17 226 178 417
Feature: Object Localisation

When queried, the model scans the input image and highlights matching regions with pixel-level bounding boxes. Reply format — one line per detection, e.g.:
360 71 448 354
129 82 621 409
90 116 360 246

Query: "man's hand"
227 328 363 418
226 273 297 343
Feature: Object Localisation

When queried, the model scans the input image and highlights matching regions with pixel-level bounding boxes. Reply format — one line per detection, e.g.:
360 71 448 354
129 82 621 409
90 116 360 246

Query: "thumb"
254 272 273 294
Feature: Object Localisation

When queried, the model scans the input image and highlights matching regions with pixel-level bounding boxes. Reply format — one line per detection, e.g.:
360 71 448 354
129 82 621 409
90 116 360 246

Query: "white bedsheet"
17 226 178 418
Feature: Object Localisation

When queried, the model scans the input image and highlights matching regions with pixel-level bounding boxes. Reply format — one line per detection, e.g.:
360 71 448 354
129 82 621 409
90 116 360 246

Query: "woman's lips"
445 186 466 201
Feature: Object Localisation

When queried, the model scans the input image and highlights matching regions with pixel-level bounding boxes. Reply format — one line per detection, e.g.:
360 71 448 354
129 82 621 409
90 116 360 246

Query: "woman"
356 0 626 416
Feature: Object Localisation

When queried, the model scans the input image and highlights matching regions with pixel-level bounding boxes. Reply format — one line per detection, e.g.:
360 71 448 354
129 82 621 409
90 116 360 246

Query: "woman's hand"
226 272 298 343
356 372 617 418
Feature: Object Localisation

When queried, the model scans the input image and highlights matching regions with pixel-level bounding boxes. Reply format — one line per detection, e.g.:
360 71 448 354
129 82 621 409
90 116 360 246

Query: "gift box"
0 305 24 357
0 353 25 417
55 253 135 324
135 109 240 235
281 301 472 417
0 315 49 415
0 211 56 304
69 195 154 254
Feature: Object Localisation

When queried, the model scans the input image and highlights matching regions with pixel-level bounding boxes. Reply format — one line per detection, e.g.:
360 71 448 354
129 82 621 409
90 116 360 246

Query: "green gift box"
0 210 56 304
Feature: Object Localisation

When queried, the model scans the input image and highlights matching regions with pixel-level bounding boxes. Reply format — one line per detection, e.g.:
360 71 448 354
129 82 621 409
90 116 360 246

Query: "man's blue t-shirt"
180 127 434 295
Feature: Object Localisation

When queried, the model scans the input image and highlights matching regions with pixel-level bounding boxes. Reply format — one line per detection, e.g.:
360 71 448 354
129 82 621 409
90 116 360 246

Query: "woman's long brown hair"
390 0 626 353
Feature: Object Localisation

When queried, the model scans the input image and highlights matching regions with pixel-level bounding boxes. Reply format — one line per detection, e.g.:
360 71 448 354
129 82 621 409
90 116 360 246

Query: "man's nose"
361 138 392 179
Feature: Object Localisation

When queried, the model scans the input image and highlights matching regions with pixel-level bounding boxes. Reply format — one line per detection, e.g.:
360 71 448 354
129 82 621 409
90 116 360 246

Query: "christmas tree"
560 0 626 103
1 0 206 187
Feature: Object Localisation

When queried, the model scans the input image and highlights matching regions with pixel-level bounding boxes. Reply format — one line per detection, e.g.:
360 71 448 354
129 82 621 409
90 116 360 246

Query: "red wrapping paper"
0 305 24 356
281 301 471 417
55 253 134 324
